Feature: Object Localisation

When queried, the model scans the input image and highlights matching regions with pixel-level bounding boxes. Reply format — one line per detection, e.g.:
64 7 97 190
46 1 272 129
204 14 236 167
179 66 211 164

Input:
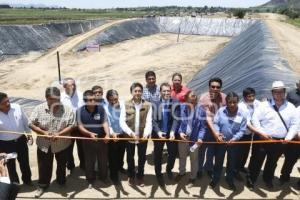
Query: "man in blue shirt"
77 90 110 188
104 89 127 185
152 83 180 186
177 91 206 187
211 92 247 190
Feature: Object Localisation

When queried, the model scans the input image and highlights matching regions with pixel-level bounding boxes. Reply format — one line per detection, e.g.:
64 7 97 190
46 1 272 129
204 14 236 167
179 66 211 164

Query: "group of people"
0 70 299 199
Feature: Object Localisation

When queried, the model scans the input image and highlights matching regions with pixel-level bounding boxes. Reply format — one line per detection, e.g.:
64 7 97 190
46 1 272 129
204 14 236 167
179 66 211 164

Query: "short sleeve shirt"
77 105 107 137
29 102 75 153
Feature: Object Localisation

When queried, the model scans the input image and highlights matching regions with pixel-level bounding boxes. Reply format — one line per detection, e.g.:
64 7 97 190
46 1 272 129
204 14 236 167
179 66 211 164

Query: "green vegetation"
0 8 148 24
0 6 232 25
232 9 247 19
287 18 300 27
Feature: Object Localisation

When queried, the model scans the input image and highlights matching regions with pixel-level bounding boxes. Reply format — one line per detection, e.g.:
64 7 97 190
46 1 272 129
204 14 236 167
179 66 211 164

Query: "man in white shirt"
247 81 298 190
61 78 85 171
0 92 32 185
279 106 300 186
120 82 152 187
236 88 260 176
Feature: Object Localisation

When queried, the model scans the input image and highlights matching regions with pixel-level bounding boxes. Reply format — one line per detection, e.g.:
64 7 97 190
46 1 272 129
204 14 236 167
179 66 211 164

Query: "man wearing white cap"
246 81 298 190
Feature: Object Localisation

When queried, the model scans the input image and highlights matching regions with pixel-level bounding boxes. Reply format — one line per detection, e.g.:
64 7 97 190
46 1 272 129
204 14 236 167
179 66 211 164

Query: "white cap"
271 81 285 90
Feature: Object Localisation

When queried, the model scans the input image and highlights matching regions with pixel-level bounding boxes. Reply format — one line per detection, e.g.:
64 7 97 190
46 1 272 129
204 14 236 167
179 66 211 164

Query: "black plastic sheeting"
75 17 255 51
9 97 43 116
0 20 106 59
76 18 160 51
187 21 300 99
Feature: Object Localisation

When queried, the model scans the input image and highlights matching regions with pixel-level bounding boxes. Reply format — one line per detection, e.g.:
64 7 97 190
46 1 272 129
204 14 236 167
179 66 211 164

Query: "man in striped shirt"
29 87 75 198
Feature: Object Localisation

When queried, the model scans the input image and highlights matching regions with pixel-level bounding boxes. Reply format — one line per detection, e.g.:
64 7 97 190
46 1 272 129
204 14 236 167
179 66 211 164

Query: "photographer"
0 153 19 200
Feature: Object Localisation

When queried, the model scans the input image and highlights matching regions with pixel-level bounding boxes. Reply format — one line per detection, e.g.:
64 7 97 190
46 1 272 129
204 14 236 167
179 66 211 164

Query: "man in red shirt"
198 77 226 178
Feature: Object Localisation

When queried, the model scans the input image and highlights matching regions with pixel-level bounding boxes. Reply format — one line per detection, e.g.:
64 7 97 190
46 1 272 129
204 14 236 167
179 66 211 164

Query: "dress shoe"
34 187 44 198
157 176 165 187
128 177 135 186
265 181 274 189
137 177 145 187
246 178 254 191
227 181 236 191
209 180 217 189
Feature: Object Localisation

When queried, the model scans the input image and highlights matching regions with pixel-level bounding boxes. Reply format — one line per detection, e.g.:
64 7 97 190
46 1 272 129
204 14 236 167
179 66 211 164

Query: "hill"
261 0 300 9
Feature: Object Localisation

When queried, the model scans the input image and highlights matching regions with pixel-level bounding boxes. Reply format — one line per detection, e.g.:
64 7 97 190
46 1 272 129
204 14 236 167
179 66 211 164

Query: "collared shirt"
297 106 300 136
0 176 10 184
178 104 206 144
287 88 300 107
214 106 247 141
0 103 30 141
119 100 152 143
104 101 123 135
251 98 298 140
171 85 190 103
142 85 160 103
98 98 107 107
77 105 107 137
29 102 75 153
152 98 180 136
61 91 84 112
238 99 261 135
200 92 226 117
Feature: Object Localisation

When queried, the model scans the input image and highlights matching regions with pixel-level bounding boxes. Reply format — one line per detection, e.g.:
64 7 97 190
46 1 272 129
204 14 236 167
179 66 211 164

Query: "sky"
0 0 270 9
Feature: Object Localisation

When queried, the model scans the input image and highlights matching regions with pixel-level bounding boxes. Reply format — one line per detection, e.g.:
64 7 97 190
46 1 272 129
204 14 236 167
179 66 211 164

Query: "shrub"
232 9 246 19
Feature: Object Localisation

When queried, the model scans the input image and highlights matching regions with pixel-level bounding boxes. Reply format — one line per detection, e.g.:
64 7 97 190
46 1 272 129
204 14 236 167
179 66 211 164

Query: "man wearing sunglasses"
77 90 110 189
92 85 106 106
198 77 226 179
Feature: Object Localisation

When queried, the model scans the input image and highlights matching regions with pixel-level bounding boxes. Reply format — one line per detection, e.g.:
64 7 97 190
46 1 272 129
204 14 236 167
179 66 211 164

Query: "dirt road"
262 13 300 73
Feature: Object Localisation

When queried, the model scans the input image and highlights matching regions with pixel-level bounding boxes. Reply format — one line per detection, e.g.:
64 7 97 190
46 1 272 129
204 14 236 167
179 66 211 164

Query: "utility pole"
57 51 62 84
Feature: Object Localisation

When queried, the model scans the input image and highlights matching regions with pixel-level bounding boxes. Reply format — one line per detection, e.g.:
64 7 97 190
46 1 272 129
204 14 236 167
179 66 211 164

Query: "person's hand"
259 133 272 140
104 135 110 144
197 139 203 145
130 133 138 141
169 134 175 141
51 135 58 141
158 131 166 139
141 135 149 142
180 133 187 140
282 139 290 145
228 138 236 145
90 133 98 141
0 157 8 177
215 133 225 143
112 133 118 142
26 135 33 141
27 135 34 145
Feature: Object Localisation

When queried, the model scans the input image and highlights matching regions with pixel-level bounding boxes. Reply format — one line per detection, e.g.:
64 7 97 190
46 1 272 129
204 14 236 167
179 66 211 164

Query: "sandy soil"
15 140 299 199
256 13 300 73
0 15 298 199
0 33 229 101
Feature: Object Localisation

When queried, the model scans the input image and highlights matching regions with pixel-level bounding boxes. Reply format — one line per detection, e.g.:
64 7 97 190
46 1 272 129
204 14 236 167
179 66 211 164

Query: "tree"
233 9 246 19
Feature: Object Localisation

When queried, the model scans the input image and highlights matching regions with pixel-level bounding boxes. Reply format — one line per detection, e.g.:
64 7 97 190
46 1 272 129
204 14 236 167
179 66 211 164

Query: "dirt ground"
0 32 229 101
263 15 300 73
0 15 299 199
